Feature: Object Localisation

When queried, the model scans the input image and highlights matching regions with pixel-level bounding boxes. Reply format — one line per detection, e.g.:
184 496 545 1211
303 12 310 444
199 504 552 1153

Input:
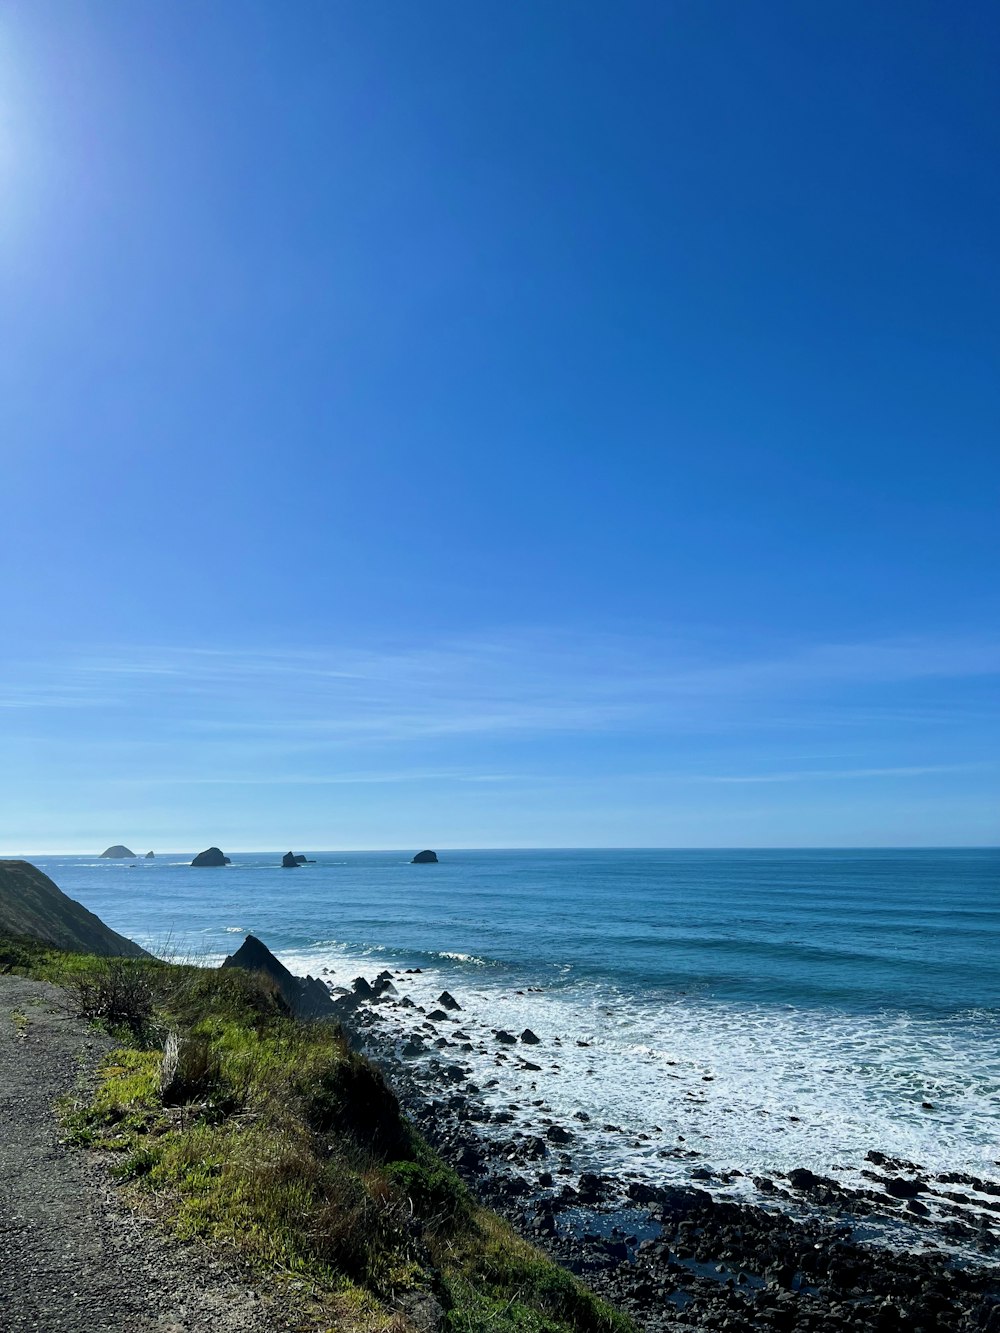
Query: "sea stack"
191 846 231 867
281 851 299 868
411 849 439 864
100 844 135 859
222 934 335 1020
145 851 155 858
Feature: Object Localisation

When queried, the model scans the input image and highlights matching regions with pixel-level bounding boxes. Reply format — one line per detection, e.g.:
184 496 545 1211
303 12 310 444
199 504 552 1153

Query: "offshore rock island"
190 846 232 866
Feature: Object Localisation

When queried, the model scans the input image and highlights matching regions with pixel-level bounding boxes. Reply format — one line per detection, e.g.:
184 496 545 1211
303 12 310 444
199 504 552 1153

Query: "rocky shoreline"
330 963 1000 1333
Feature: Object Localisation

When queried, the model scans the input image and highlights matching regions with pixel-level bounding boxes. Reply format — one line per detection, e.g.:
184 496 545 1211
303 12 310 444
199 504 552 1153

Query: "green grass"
2 935 635 1333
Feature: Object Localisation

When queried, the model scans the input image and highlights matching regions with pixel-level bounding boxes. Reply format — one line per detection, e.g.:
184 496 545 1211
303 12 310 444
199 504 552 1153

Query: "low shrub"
66 958 158 1039
385 1158 470 1230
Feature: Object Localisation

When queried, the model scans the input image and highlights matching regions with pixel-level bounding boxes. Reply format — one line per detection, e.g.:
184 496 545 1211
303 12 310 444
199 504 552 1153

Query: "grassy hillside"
1 936 635 1333
0 860 150 958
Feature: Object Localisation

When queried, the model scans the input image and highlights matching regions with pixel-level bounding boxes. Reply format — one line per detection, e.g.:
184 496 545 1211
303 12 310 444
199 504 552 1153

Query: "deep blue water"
28 847 1000 1189
37 847 1000 1015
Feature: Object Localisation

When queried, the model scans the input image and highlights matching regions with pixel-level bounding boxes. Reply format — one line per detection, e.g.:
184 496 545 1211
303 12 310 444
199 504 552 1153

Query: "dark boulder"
545 1124 574 1145
786 1167 840 1194
191 846 231 867
577 1173 607 1203
411 849 439 864
884 1176 924 1198
787 1168 827 1192
520 1028 541 1044
626 1181 661 1206
495 1030 517 1045
100 845 135 859
438 990 461 1011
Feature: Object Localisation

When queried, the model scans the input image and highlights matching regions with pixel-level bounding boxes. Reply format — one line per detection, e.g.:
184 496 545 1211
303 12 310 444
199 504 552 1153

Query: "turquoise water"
33 848 1000 1190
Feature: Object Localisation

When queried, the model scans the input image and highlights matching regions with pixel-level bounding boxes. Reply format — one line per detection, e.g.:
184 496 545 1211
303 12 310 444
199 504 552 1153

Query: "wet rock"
787 1167 836 1193
520 1028 541 1044
545 1125 574 1145
495 1030 517 1045
577 1173 608 1204
438 991 462 1011
884 1176 925 1198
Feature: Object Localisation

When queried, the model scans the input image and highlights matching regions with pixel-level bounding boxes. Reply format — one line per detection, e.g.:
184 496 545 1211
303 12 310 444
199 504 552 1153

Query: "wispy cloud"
110 769 530 787
694 764 985 784
1 629 997 749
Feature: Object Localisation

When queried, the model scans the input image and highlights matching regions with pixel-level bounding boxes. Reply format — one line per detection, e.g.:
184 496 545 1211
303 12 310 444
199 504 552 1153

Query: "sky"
0 1 998 851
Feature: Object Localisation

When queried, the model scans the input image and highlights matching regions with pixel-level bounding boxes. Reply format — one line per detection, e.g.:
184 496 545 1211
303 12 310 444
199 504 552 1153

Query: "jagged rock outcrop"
100 845 135 859
281 852 300 868
411 849 439 864
221 934 335 1020
0 860 151 957
191 847 231 867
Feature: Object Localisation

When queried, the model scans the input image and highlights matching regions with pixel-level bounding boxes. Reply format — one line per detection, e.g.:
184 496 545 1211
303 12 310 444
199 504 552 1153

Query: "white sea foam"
280 941 1000 1201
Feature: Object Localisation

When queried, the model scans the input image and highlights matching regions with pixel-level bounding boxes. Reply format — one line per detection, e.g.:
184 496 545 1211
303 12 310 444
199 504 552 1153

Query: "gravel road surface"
0 974 295 1333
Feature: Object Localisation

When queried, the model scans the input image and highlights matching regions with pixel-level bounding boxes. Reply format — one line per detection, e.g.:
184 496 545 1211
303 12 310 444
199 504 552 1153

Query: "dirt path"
0 975 297 1333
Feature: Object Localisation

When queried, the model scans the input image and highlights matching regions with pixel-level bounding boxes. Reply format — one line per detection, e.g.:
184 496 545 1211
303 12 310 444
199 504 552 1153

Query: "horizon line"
5 843 998 857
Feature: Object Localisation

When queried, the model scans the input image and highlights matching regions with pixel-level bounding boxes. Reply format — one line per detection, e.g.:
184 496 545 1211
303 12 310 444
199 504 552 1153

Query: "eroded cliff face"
0 860 150 958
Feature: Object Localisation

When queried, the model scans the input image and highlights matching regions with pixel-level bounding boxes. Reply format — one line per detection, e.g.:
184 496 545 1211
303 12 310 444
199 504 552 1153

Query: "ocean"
34 847 1000 1199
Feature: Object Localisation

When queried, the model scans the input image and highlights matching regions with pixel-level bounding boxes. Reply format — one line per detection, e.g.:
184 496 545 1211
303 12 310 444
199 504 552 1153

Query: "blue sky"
1 1 997 850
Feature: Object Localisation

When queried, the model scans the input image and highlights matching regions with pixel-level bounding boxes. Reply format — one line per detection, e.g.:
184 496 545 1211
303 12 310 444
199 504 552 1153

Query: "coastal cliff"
0 860 150 958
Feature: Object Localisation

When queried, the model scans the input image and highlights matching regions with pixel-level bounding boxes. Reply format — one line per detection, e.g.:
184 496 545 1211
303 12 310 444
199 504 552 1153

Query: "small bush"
300 1052 412 1160
0 935 50 972
66 958 157 1039
385 1159 470 1230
